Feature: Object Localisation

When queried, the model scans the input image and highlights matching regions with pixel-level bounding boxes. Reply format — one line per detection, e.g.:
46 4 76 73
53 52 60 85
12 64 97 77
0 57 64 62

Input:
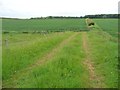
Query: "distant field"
93 19 118 37
2 18 87 32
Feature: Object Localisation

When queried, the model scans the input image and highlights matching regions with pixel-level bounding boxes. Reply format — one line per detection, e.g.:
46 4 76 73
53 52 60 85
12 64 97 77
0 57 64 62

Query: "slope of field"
2 18 87 32
93 19 118 37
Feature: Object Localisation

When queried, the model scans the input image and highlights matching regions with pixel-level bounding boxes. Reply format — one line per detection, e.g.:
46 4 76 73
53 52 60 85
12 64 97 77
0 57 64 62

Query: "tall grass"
10 33 90 88
2 32 72 80
2 19 118 88
88 29 118 88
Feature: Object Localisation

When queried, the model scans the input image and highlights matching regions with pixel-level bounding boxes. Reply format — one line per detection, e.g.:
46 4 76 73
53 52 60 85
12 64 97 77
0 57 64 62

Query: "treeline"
1 14 119 20
84 14 118 18
30 14 119 19
30 16 82 19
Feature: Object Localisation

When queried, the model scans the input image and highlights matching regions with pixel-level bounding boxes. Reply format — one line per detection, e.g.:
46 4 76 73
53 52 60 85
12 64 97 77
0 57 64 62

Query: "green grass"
88 28 118 88
2 18 87 32
3 29 118 88
93 19 118 37
2 19 118 88
4 32 90 88
2 32 73 80
88 22 118 87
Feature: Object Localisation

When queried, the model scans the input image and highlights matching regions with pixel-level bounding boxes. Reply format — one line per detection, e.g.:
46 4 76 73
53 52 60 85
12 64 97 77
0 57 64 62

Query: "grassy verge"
88 27 118 88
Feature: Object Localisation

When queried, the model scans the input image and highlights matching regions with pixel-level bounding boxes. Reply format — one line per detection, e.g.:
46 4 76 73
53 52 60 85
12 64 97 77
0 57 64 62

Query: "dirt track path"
29 32 79 69
3 32 79 88
82 32 104 88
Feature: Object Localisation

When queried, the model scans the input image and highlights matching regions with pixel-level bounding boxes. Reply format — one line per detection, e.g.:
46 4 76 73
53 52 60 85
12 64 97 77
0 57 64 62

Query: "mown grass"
88 28 118 88
2 18 87 32
9 32 90 88
2 32 73 80
93 19 118 37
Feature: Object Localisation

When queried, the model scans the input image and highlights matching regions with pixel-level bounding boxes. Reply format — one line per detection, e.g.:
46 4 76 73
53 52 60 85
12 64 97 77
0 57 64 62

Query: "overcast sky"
0 0 119 18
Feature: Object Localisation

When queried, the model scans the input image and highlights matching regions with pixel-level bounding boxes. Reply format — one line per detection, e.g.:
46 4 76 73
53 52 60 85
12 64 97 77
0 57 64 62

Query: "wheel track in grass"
28 32 79 70
3 32 80 88
82 32 105 88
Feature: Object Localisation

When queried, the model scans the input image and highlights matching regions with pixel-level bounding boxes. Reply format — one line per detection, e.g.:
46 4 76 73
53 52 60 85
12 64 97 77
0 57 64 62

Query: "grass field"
2 32 73 80
93 19 118 37
2 18 87 32
2 18 118 88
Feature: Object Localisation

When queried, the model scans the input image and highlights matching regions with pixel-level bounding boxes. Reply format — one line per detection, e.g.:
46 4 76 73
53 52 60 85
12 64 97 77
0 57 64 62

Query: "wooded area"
30 14 119 19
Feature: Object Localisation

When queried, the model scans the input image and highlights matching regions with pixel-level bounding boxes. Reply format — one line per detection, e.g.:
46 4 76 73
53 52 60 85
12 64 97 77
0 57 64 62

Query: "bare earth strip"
3 32 79 88
82 32 104 88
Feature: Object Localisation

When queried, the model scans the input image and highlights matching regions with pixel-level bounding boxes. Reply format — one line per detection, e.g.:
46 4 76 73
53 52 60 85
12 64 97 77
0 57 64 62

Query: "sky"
0 0 119 18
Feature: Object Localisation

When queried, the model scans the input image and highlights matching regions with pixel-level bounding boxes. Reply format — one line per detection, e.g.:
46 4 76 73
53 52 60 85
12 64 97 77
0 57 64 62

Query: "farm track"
3 32 79 88
82 32 105 88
